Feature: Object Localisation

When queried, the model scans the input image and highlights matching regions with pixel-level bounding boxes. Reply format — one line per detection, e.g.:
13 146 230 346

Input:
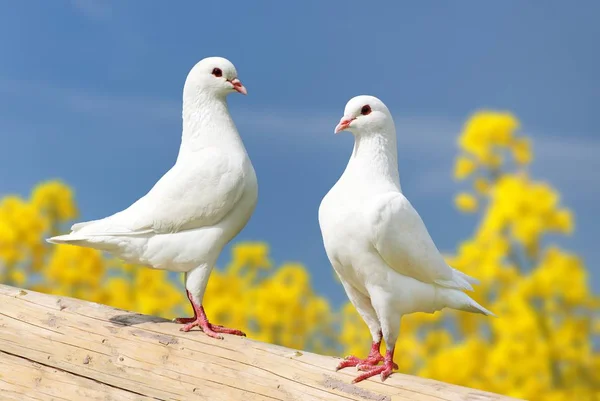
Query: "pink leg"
336 338 385 371
352 348 397 383
173 291 197 324
173 291 246 339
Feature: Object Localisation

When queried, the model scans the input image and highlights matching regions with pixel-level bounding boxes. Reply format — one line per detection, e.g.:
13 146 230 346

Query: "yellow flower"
454 156 477 180
105 277 132 310
473 177 490 194
31 180 78 222
549 209 574 235
481 152 503 169
228 242 272 273
9 268 27 286
457 111 519 168
3 111 599 401
455 192 479 213
511 137 533 165
424 330 452 353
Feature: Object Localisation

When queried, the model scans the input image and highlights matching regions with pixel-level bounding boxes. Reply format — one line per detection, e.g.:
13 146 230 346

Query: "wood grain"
0 284 521 401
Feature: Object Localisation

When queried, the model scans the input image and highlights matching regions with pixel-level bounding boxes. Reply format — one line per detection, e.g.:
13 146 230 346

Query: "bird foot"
351 349 397 383
173 317 196 324
357 360 398 371
336 354 383 371
352 362 395 383
208 324 246 337
336 338 385 371
174 293 246 339
177 318 246 338
179 318 223 339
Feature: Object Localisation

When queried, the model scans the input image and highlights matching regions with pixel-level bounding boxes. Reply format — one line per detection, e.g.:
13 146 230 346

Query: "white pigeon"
318 95 494 383
48 57 257 339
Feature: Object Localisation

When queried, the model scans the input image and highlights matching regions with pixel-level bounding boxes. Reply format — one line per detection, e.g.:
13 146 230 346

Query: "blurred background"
0 1 598 400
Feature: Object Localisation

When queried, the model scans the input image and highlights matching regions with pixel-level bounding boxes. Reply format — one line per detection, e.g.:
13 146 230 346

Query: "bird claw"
209 324 246 337
357 361 398 371
352 362 395 383
176 317 246 339
357 363 375 371
350 348 397 383
173 317 196 324
179 320 224 339
336 356 360 371
175 294 247 338
336 353 383 371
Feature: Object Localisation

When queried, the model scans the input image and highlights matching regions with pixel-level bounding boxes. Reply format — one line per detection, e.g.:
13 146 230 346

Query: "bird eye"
361 105 372 115
212 68 223 77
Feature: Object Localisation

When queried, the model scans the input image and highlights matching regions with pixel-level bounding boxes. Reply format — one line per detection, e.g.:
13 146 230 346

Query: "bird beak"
334 117 355 134
229 78 247 95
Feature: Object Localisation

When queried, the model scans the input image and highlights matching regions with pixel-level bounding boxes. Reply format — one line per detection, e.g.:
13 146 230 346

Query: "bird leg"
173 290 246 339
352 348 397 383
173 291 198 324
336 337 386 371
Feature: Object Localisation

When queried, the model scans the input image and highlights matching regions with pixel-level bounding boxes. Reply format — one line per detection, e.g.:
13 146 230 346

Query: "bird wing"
366 192 475 291
73 147 248 236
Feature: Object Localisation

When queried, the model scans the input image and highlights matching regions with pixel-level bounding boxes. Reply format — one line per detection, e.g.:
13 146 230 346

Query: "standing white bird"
48 57 257 339
318 95 494 383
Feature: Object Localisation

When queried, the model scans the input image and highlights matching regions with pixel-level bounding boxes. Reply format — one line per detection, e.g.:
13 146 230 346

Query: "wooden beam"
0 285 520 401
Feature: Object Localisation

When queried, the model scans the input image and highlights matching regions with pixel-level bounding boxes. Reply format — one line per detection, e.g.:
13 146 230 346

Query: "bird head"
334 95 393 135
184 57 247 98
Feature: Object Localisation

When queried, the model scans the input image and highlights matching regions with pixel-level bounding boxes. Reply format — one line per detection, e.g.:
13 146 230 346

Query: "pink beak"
334 117 355 134
229 78 247 95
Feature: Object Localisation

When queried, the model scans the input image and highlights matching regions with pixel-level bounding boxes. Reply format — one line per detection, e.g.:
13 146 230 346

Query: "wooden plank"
0 285 521 401
0 351 150 401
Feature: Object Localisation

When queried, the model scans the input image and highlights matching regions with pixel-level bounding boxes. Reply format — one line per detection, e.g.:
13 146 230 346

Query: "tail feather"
440 288 496 317
47 233 90 245
70 220 99 232
46 233 119 253
453 268 479 285
435 268 480 292
463 297 496 317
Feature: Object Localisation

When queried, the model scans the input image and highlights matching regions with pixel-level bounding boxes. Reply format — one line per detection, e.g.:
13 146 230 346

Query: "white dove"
318 95 494 383
48 57 257 339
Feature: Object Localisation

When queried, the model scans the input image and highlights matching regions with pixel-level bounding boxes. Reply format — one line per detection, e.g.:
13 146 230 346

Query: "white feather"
48 57 257 304
319 95 494 357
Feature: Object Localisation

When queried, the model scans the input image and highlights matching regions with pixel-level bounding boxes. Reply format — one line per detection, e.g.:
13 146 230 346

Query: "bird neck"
345 129 401 191
179 90 245 157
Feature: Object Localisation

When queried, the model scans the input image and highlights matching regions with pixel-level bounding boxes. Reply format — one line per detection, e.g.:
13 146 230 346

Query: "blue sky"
1 1 598 305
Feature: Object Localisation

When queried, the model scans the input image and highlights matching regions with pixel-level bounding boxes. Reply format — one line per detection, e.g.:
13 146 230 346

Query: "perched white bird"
48 57 257 339
319 96 494 383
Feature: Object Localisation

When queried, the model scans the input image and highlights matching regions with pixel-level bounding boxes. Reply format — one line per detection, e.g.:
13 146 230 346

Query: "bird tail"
47 233 88 245
46 217 102 246
439 288 496 317
452 268 479 286
435 268 479 292
46 233 117 253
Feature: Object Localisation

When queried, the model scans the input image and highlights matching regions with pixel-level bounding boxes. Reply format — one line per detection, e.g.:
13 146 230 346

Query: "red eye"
212 68 222 77
361 105 372 115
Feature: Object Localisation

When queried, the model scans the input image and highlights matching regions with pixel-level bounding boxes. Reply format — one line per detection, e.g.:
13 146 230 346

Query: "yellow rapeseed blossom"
436 111 597 400
230 241 271 270
31 180 78 223
454 156 477 180
8 268 26 286
1 109 598 401
458 111 519 165
511 137 533 165
0 181 337 354
454 192 479 213
473 177 490 194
